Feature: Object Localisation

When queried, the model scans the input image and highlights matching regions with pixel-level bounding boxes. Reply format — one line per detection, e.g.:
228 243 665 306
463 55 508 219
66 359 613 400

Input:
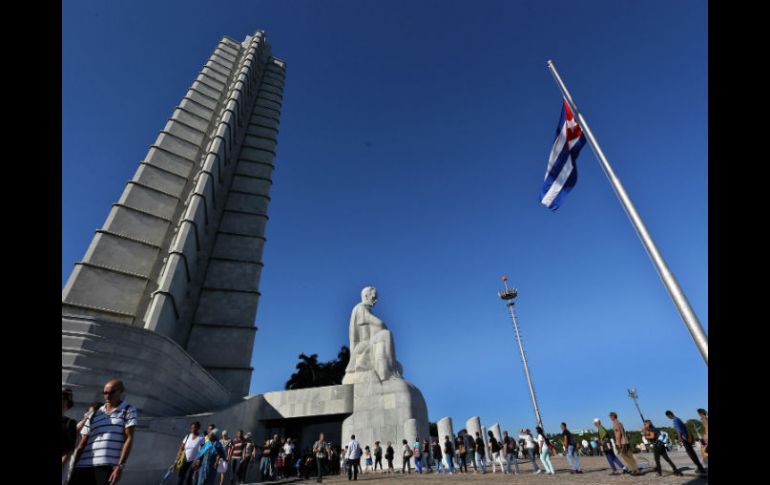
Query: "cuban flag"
540 98 587 210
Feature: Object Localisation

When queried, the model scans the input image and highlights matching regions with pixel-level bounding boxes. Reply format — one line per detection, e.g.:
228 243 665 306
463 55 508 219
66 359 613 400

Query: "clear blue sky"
63 0 707 434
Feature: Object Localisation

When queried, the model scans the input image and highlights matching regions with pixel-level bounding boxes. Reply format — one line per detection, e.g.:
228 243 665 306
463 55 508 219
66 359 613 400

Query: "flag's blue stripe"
546 165 577 211
540 135 572 199
540 134 586 210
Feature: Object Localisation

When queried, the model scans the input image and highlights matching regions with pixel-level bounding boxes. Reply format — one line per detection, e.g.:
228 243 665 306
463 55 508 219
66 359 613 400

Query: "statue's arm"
349 308 360 350
362 307 386 331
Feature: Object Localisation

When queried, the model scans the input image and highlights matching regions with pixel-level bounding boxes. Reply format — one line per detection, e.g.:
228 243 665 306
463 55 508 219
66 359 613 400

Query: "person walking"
363 446 373 473
519 429 541 474
643 420 683 477
697 408 708 460
313 433 327 483
193 429 227 485
346 434 362 481
487 430 506 474
422 438 432 473
412 438 423 473
239 433 254 484
385 442 394 473
443 435 456 474
561 422 583 474
227 431 245 484
455 435 467 473
70 379 138 485
373 441 383 473
697 408 708 448
610 412 639 476
282 437 295 480
431 439 444 473
176 422 204 485
593 418 628 475
474 432 487 474
535 426 556 475
502 430 519 475
400 439 412 474
217 431 232 485
666 411 707 475
464 433 477 472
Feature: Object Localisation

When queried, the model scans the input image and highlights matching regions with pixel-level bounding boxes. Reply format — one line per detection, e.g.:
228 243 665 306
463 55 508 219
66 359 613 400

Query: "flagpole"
545 60 708 365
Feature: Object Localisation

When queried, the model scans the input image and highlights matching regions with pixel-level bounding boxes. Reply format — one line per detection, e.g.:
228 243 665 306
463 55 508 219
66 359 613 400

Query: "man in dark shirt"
644 420 682 477
443 436 455 474
487 431 506 474
503 430 519 475
431 440 443 473
269 434 282 479
464 433 476 472
666 411 706 475
474 432 487 473
561 422 583 474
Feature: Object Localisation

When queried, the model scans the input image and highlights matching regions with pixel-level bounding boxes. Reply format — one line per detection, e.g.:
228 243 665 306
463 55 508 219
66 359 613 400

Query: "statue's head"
361 286 377 306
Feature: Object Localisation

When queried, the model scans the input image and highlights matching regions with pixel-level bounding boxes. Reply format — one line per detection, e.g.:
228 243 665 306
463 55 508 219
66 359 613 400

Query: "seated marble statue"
342 286 403 384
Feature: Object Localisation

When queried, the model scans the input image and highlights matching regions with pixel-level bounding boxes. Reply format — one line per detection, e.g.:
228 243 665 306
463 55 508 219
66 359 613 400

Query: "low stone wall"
62 315 231 417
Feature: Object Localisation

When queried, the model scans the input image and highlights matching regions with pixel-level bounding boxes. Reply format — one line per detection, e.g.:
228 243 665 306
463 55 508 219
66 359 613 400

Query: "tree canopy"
285 346 350 390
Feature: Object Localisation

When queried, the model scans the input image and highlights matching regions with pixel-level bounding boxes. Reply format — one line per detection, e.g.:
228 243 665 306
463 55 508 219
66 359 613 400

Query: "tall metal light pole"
627 388 646 425
499 276 543 430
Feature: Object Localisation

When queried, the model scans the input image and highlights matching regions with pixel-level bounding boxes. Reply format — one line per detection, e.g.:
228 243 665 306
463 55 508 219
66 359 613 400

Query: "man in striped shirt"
71 379 138 485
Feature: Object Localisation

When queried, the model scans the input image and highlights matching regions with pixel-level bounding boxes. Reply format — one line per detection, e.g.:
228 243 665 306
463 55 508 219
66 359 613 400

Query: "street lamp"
627 388 646 424
499 276 543 430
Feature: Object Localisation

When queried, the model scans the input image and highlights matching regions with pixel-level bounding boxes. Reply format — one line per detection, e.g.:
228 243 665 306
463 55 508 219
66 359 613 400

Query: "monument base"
342 377 430 469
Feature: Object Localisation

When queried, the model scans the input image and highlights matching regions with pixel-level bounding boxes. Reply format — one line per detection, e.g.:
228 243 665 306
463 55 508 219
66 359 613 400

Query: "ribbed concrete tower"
62 31 285 416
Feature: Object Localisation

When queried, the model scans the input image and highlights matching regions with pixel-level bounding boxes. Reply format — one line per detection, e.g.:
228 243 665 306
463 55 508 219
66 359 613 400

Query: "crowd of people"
62 378 708 484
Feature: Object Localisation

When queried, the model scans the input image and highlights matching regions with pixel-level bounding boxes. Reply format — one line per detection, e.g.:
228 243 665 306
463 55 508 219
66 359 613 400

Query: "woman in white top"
176 421 204 485
536 426 556 475
518 429 541 474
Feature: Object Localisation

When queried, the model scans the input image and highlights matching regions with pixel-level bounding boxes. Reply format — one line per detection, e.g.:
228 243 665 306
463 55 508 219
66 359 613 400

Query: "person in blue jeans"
431 440 444 473
412 439 423 473
593 418 628 475
561 422 583 474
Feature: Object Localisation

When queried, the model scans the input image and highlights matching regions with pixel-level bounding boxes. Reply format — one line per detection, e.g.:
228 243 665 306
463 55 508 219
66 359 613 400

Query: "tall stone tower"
62 31 285 416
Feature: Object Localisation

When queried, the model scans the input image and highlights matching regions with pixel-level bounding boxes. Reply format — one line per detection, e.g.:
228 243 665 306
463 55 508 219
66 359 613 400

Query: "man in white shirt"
345 434 362 481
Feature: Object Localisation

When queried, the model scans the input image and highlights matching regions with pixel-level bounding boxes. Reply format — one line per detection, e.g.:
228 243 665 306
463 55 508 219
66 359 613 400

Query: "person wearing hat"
62 388 78 484
593 418 627 475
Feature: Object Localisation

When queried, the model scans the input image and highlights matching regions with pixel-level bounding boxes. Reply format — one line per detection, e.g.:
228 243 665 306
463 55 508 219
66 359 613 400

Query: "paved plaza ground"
245 451 708 485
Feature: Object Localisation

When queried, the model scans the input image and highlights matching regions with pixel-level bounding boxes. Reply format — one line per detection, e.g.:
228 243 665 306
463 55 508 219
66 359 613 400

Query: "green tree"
686 419 705 439
285 346 350 390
